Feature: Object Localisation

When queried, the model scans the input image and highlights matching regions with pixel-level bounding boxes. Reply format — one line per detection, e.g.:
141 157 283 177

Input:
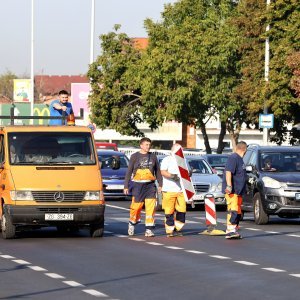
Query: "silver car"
157 155 225 208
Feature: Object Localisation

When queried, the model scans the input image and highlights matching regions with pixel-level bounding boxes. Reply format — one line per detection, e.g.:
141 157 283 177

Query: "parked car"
201 154 229 177
97 150 131 200
95 142 118 151
242 145 300 224
156 155 225 209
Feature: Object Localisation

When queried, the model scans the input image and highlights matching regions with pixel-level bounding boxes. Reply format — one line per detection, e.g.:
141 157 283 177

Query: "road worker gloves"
225 185 232 194
170 174 180 182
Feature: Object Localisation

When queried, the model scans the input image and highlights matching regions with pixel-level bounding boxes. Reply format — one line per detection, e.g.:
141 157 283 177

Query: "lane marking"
290 274 300 278
128 238 145 242
115 234 127 238
244 228 262 231
262 268 286 273
265 231 279 234
28 266 47 271
106 204 129 211
287 234 300 238
209 255 231 260
45 273 65 279
63 280 84 287
0 255 15 259
185 250 206 254
83 289 108 297
13 259 31 265
147 242 164 246
164 246 184 250
234 261 259 266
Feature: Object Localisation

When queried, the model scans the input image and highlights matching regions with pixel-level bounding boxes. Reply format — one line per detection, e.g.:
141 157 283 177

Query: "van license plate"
296 193 300 201
193 194 205 200
45 214 74 221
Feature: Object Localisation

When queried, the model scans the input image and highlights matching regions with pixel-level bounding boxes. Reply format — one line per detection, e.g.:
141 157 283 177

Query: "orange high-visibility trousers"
129 197 156 229
225 193 242 233
162 192 186 234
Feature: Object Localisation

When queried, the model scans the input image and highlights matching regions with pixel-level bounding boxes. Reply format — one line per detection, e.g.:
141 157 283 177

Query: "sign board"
13 79 31 102
259 114 274 129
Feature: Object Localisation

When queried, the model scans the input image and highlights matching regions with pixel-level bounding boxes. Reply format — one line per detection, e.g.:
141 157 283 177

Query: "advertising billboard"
13 79 31 102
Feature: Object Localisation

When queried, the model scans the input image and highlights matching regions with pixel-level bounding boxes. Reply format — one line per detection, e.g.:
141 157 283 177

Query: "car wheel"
253 193 269 225
1 207 16 239
90 224 104 238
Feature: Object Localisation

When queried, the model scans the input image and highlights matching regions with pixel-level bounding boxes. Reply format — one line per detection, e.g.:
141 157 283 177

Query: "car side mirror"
111 157 120 170
246 165 253 172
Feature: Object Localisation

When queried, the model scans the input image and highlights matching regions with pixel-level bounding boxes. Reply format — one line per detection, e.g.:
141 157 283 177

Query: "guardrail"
118 147 206 158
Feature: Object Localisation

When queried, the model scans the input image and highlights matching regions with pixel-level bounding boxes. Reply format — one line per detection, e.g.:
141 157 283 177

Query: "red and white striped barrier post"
172 145 195 205
202 194 226 236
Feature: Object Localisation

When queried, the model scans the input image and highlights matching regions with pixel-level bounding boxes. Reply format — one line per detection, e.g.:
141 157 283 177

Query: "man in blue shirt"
222 141 247 239
49 90 74 125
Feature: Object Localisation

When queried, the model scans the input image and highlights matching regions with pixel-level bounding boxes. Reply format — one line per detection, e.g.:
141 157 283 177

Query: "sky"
0 0 178 76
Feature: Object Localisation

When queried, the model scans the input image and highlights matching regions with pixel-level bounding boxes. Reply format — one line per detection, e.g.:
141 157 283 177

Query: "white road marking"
147 242 164 246
164 246 184 250
115 234 127 238
128 238 145 242
209 255 231 260
0 255 15 259
63 280 84 287
245 228 262 231
185 220 199 224
290 274 300 278
45 273 65 279
265 231 279 234
262 268 286 273
12 259 31 265
106 204 129 211
185 250 206 254
104 231 113 234
83 289 108 297
28 266 48 271
234 261 259 266
287 234 300 238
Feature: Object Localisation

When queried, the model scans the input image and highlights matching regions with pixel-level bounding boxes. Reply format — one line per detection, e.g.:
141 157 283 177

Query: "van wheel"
90 225 104 238
2 208 16 239
253 193 269 225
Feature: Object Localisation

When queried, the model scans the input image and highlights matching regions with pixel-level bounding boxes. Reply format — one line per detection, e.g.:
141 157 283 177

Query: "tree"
0 71 17 101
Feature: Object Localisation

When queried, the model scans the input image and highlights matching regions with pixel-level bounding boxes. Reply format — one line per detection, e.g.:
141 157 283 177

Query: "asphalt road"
1 201 300 300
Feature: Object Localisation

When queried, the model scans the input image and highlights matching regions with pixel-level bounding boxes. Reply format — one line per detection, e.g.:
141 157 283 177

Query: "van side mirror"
246 165 253 172
111 157 120 170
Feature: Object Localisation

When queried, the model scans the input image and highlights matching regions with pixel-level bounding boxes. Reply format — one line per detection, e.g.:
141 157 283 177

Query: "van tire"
90 225 104 238
253 193 269 225
1 208 16 239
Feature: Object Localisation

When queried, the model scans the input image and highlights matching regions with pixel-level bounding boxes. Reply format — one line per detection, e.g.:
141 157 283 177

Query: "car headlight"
210 182 222 192
262 177 282 189
10 191 34 201
84 191 100 200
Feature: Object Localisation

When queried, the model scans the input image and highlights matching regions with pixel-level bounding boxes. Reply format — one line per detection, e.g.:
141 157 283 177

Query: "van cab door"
0 134 4 217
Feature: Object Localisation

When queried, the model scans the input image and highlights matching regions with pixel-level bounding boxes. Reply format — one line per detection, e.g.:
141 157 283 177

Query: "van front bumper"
5 205 105 226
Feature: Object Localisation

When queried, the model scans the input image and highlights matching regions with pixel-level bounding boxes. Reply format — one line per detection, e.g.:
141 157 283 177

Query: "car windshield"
9 132 96 165
187 159 213 174
207 156 228 166
260 152 300 172
98 155 129 169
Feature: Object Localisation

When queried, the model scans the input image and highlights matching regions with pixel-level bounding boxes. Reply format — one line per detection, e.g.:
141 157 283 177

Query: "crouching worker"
124 138 162 237
160 144 186 237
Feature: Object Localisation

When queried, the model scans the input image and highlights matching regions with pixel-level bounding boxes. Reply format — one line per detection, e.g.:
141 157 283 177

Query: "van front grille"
193 184 210 193
32 191 85 203
38 207 80 213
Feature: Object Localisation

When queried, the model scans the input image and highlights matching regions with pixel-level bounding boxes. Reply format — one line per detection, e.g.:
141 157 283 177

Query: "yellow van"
0 125 105 239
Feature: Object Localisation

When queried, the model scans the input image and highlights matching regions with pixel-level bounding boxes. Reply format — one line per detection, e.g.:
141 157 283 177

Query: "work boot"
145 229 155 237
128 223 135 236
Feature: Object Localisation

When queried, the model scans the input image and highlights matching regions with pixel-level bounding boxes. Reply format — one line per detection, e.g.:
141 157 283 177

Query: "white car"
156 155 225 209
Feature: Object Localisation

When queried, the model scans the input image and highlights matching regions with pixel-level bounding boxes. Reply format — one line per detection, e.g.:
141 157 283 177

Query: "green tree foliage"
0 71 17 101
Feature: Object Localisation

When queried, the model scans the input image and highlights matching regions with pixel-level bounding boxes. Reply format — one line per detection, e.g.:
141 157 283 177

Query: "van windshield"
9 132 96 165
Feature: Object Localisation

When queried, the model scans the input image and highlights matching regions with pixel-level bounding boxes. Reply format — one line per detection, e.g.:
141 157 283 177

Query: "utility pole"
90 0 95 64
263 0 271 145
30 0 34 122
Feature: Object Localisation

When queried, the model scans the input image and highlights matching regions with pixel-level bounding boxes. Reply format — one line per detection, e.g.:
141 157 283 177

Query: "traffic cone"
200 194 226 236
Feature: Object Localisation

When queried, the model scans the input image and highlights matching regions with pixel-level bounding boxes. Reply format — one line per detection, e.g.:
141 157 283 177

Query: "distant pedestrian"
49 90 74 125
124 137 162 237
222 141 247 239
160 143 186 237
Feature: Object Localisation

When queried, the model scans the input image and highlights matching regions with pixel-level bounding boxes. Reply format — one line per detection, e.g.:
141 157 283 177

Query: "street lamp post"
90 0 95 64
30 0 34 121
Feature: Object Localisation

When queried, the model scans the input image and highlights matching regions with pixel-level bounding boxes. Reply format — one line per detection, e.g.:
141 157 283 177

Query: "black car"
201 154 229 177
243 145 300 224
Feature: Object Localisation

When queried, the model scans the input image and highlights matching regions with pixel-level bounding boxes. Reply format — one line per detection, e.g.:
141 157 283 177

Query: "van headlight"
262 177 282 189
210 182 222 192
84 191 100 200
10 191 34 201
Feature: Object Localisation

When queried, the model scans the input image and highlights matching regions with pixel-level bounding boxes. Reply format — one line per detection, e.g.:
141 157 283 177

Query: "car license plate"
193 194 205 200
106 184 124 190
296 193 300 201
45 213 74 221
